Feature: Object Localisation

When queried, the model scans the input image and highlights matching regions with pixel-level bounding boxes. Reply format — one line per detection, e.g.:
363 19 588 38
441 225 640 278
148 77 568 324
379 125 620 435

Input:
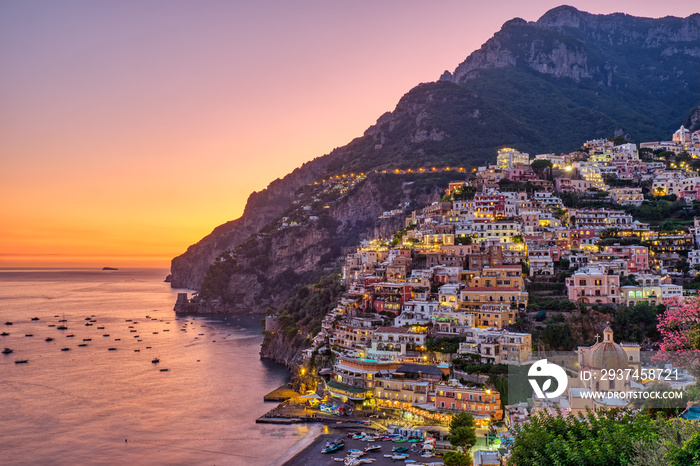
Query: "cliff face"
444 6 700 85
199 172 447 314
172 6 700 303
170 157 331 289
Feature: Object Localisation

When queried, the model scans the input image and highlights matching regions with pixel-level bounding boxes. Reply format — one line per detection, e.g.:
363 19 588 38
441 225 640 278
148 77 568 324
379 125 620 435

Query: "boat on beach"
2 348 13 354
321 439 345 454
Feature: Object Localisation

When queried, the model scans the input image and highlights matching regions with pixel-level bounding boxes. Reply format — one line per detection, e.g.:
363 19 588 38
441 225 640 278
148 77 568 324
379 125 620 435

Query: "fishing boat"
5 322 13 326
2 348 13 354
364 444 381 452
0 332 9 336
393 439 407 443
31 317 40 321
152 358 160 364
15 360 28 364
61 348 70 351
390 453 408 460
392 447 408 453
45 337 54 342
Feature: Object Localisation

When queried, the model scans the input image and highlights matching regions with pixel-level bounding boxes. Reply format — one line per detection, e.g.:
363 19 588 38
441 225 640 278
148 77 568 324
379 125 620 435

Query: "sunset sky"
2 1 698 268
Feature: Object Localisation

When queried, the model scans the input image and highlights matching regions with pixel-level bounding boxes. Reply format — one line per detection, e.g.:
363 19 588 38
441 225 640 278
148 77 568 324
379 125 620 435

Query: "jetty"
263 385 299 402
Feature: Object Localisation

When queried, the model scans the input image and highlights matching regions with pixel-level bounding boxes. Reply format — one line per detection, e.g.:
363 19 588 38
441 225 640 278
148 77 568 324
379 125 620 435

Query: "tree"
443 451 472 466
530 159 553 180
511 408 657 466
448 412 477 450
655 297 700 377
666 433 700 466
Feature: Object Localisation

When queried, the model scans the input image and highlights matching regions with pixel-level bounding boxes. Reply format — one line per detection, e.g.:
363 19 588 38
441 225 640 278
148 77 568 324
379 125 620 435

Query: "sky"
1 1 698 268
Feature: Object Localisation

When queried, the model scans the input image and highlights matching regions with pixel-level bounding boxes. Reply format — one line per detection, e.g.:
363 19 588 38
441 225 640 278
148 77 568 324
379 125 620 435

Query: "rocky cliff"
195 172 452 314
172 6 700 309
443 6 700 85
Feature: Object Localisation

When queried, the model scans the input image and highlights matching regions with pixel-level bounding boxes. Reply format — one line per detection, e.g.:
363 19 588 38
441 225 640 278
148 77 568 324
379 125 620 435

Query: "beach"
283 430 437 466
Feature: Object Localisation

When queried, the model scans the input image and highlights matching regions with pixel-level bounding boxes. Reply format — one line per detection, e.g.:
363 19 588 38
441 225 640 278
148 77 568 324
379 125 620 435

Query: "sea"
0 268 320 465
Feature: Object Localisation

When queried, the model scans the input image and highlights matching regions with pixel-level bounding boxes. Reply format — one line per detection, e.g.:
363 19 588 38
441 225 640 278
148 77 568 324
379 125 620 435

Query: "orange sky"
2 1 698 268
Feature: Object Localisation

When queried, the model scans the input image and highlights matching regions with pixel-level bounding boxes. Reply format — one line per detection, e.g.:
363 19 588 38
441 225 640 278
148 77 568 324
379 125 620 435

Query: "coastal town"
264 126 700 465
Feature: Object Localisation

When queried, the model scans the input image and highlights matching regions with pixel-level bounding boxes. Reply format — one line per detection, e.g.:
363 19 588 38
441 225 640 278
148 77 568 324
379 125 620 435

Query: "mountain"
171 6 700 311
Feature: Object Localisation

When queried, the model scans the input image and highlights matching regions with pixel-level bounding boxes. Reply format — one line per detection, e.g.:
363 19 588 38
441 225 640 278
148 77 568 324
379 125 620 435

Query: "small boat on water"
66 334 75 338
108 347 117 351
83 338 92 341
390 453 408 460
365 444 381 452
15 360 28 364
61 348 70 351
25 334 33 337
78 344 87 347
31 317 40 321
2 348 13 354
102 334 110 337
151 358 160 363
97 326 105 329
45 337 54 342
57 325 67 330
160 368 169 372
5 322 13 325
1 332 9 336
392 447 408 453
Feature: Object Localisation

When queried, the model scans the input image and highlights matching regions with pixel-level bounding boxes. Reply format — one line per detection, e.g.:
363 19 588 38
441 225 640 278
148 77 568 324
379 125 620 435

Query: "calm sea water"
0 268 317 465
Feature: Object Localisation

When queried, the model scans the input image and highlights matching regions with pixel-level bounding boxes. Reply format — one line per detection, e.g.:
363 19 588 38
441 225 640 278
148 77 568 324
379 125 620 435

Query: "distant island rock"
102 267 118 271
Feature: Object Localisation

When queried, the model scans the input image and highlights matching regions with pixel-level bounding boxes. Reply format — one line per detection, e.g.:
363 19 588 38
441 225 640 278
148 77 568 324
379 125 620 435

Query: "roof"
375 326 409 333
474 450 501 466
462 287 522 292
326 380 366 394
396 364 444 376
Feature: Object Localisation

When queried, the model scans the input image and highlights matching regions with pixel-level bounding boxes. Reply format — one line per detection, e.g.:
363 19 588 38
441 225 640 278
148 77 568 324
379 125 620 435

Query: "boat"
152 358 160 363
390 453 408 460
160 368 169 372
45 337 54 342
0 332 9 336
66 334 75 338
2 348 13 354
5 322 13 325
15 360 28 364
25 334 33 337
61 348 70 351
108 347 117 351
83 338 92 341
392 447 409 453
393 439 407 443
31 317 40 321
365 445 381 452
322 439 345 454
57 325 67 330
78 344 87 347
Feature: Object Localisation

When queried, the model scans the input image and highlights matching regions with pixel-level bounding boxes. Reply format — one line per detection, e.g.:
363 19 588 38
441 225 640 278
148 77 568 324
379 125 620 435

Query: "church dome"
588 326 629 370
